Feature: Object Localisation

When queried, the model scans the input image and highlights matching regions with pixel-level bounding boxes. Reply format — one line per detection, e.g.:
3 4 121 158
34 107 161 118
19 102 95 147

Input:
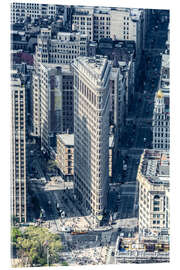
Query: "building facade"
137 149 170 235
34 28 89 72
11 71 27 222
152 89 170 150
56 134 74 180
72 56 111 222
152 45 170 150
56 133 114 180
33 29 86 139
33 63 74 152
11 2 60 24
72 7 144 43
109 67 125 152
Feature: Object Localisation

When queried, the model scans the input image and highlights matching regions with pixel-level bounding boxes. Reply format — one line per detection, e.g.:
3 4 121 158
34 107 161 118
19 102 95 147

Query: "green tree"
62 261 69 266
11 227 22 247
15 226 62 267
47 160 58 172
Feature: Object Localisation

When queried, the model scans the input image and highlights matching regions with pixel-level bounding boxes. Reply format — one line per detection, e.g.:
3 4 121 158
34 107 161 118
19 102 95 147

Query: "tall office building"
72 56 112 224
11 71 27 223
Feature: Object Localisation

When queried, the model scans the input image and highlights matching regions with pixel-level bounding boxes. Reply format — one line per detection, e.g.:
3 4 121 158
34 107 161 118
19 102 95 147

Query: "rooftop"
57 133 114 148
41 63 72 73
109 134 114 148
140 150 170 186
73 55 111 87
161 53 169 69
57 134 74 146
130 8 142 21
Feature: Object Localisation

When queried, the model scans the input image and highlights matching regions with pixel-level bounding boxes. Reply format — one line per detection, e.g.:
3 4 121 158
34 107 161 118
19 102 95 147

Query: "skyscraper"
72 56 112 224
11 71 27 223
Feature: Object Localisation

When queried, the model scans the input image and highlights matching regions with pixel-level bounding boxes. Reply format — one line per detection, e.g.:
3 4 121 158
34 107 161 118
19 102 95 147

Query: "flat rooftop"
161 53 169 69
73 56 111 86
109 135 114 148
57 133 114 148
79 56 108 76
140 150 170 186
57 134 74 146
41 63 72 73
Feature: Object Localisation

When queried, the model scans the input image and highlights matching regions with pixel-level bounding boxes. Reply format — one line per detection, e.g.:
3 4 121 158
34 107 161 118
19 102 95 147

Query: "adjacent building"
11 3 66 24
72 6 144 43
137 149 170 235
56 134 74 180
89 38 135 139
34 28 89 72
56 133 114 181
72 6 95 41
152 89 170 150
32 28 87 140
109 66 125 152
11 71 27 223
33 62 74 152
109 134 114 179
72 56 112 222
152 22 170 151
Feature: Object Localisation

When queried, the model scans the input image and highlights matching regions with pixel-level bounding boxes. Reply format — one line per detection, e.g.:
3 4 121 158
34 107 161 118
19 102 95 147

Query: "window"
154 201 160 205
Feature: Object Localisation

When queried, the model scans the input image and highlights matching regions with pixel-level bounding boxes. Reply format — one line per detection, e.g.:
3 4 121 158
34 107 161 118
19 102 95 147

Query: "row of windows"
75 171 103 205
94 16 110 21
153 214 164 218
76 77 98 107
73 16 92 21
154 121 169 126
154 133 169 137
153 144 169 149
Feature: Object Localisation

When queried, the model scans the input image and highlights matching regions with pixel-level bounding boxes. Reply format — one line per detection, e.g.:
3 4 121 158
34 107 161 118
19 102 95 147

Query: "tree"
47 160 58 171
11 226 22 248
15 226 62 267
62 261 69 266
